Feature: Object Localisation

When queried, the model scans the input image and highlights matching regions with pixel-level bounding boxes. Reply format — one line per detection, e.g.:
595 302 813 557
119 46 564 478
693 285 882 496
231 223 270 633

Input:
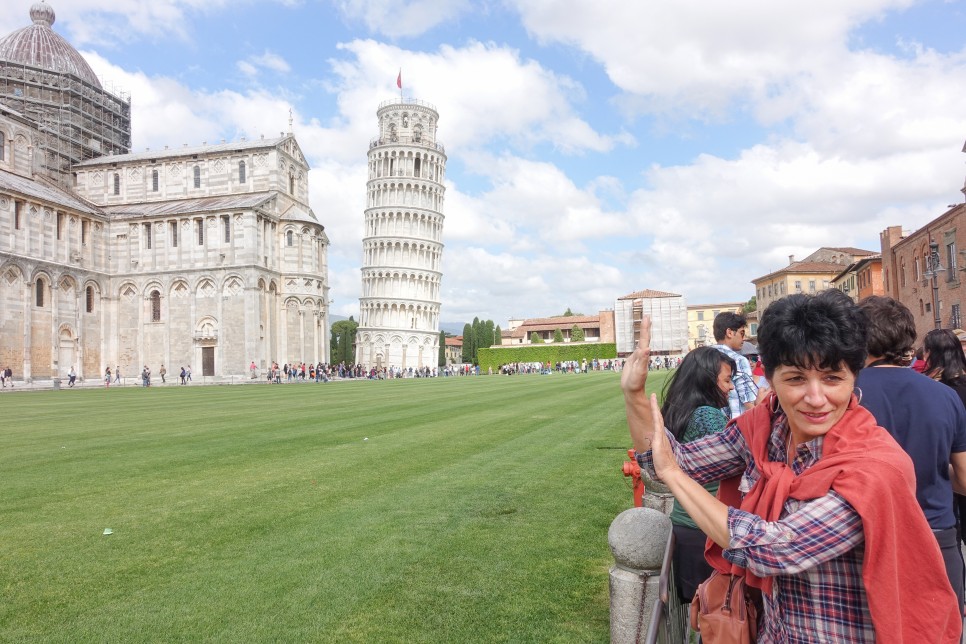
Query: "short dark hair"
857 296 917 365
758 289 868 379
712 312 747 342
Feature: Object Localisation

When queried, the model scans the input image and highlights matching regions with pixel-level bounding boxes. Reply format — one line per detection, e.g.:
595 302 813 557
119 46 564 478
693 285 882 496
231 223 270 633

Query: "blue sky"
4 0 966 326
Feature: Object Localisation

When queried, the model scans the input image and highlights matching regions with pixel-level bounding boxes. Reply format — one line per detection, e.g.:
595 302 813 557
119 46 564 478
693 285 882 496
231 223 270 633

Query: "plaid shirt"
712 345 757 418
637 418 874 642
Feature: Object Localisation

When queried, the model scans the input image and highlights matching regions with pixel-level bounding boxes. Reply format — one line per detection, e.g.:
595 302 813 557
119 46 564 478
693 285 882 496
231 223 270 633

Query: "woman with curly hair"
623 289 961 642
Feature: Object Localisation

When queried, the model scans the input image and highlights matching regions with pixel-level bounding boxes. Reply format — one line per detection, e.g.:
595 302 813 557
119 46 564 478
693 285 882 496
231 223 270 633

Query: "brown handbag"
689 570 759 643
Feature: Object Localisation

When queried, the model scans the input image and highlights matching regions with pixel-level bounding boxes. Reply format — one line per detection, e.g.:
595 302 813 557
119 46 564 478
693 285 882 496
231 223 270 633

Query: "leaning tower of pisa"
355 99 446 371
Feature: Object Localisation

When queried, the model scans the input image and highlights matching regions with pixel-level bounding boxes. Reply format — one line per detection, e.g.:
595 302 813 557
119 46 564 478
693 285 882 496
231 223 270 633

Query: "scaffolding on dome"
0 60 131 187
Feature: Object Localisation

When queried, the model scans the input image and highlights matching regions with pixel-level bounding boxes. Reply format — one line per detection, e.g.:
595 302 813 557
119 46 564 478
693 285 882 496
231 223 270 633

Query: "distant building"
880 209 966 339
615 289 688 356
687 302 745 349
504 311 615 345
444 335 462 365
752 247 876 313
831 255 883 303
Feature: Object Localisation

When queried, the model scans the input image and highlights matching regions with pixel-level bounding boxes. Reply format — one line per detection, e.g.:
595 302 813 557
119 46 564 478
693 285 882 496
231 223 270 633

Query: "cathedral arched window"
0 131 6 161
238 161 246 184
150 290 161 322
152 169 159 192
286 230 294 247
36 278 45 307
193 165 200 189
113 173 120 195
86 286 95 313
289 172 295 195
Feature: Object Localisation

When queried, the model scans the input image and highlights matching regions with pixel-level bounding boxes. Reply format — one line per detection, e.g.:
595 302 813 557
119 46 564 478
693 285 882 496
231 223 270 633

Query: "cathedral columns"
22 279 32 380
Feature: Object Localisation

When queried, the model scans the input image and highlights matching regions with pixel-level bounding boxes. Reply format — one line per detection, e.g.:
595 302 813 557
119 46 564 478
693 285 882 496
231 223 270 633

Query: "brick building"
880 208 966 340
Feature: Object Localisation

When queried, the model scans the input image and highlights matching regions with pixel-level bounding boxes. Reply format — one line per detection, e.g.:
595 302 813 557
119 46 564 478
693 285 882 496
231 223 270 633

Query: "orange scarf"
706 394 961 642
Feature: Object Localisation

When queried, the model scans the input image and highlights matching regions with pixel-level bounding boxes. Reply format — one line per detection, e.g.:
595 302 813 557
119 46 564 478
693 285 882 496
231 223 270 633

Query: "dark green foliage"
553 328 564 343
494 325 502 346
477 343 618 371
461 323 473 363
571 324 585 343
438 330 446 367
743 296 757 313
330 318 358 364
530 331 542 344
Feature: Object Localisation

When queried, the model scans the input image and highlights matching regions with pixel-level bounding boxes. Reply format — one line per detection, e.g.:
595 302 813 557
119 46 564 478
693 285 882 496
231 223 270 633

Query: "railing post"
608 507 672 643
640 472 675 516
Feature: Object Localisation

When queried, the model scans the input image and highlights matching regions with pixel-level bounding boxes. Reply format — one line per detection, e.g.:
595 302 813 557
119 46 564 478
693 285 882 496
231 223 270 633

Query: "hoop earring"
852 387 863 407
769 393 782 415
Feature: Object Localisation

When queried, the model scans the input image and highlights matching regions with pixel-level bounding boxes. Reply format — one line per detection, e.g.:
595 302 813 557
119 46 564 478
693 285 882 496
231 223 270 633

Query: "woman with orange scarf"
624 289 960 642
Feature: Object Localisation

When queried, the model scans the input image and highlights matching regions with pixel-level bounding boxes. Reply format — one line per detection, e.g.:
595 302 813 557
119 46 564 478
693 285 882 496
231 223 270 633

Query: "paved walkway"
0 375 339 391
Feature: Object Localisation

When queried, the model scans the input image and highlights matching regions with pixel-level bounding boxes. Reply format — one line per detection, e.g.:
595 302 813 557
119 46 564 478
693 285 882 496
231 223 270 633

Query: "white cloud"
508 0 916 118
333 0 473 38
332 39 631 155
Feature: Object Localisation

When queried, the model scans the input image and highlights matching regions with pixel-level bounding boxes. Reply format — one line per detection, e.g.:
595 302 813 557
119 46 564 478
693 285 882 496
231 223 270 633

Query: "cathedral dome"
0 2 102 89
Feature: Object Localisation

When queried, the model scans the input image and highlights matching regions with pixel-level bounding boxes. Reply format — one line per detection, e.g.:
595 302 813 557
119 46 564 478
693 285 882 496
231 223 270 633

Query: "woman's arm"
726 491 863 575
620 317 655 453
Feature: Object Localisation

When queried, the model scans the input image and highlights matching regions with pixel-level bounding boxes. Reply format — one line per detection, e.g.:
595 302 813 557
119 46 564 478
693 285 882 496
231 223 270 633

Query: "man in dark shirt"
857 296 966 611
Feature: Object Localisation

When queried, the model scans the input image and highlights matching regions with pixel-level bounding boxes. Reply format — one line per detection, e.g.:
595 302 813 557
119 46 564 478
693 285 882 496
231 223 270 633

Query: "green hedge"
477 343 618 371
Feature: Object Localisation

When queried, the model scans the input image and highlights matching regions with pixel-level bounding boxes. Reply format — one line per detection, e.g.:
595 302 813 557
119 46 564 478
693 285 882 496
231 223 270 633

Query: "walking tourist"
68 366 76 387
624 290 962 642
114 365 121 385
159 364 166 383
179 366 186 385
104 366 111 387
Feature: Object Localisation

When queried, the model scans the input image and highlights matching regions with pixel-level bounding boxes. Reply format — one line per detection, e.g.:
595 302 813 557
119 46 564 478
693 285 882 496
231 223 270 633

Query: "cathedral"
0 2 330 382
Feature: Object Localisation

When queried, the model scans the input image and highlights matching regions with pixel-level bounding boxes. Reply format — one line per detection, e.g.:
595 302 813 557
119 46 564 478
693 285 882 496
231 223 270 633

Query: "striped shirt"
711 344 757 418
637 418 874 642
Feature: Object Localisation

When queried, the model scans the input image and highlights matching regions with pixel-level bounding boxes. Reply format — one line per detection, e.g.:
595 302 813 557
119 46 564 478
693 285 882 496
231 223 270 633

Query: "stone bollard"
608 506 672 644
641 472 675 516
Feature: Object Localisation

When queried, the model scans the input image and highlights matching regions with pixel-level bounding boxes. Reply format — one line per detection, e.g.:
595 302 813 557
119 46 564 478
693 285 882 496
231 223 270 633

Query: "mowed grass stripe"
0 371 671 642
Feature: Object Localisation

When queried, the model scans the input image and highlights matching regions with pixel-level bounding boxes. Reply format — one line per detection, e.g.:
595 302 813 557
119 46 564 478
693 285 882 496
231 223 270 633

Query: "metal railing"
643 531 688 644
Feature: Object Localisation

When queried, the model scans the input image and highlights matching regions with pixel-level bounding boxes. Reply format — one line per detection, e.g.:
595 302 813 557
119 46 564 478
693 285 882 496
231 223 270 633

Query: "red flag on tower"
396 69 402 89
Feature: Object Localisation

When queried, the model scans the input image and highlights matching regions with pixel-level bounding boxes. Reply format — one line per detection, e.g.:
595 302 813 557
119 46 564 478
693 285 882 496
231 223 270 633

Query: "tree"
743 296 757 314
330 318 358 364
461 323 474 363
530 331 542 344
438 330 446 367
553 328 564 343
561 307 583 317
483 320 494 350
494 325 502 346
571 324 584 342
472 317 484 364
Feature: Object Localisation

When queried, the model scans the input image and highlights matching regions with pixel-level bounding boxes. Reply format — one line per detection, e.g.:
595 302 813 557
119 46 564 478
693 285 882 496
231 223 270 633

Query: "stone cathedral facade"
355 99 446 370
0 3 329 381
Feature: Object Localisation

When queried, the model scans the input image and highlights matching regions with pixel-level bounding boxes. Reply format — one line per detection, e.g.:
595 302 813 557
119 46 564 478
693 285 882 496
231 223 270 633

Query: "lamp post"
923 240 946 330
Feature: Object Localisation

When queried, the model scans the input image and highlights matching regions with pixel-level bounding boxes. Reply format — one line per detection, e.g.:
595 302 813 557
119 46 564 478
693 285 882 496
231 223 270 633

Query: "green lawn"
1 370 671 642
